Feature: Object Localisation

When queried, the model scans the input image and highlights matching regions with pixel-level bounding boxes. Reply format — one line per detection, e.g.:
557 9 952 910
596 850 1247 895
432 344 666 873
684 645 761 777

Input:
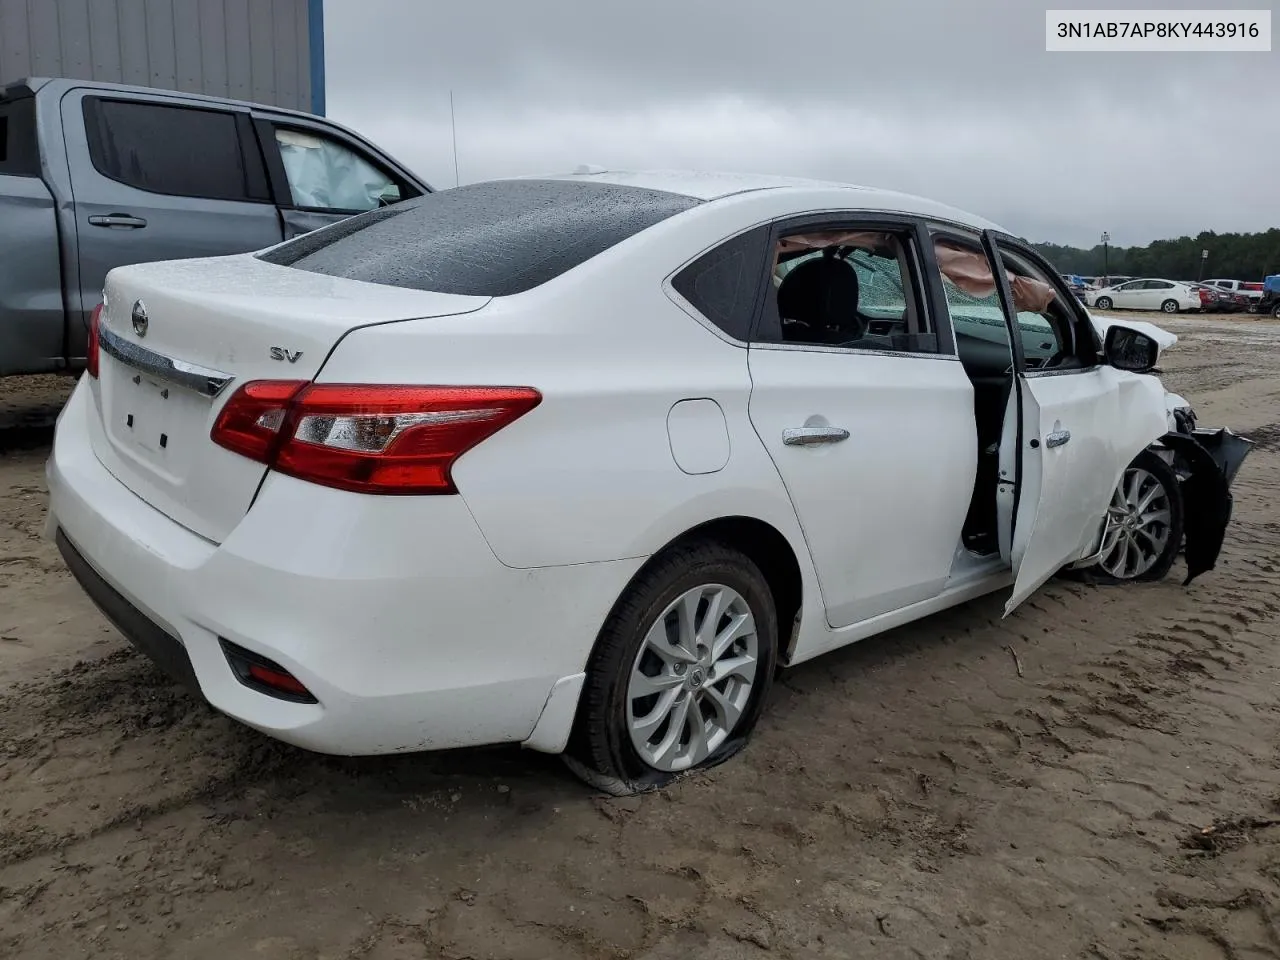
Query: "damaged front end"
1158 424 1255 584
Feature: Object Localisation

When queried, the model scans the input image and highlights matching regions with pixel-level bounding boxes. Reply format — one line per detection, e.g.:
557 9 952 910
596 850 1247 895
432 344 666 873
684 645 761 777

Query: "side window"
995 244 1085 368
0 96 40 177
756 226 933 352
273 127 401 213
82 98 268 201
669 226 769 341
932 234 1086 370
931 235 1013 360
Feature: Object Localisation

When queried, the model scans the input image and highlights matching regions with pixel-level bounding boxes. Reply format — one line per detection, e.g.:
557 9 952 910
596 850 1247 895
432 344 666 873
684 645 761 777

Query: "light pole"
1198 249 1208 282
1101 231 1110 282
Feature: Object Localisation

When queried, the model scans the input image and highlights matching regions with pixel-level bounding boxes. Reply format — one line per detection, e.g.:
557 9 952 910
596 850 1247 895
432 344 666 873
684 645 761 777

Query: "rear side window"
670 227 770 341
82 98 269 202
0 96 40 177
257 179 701 296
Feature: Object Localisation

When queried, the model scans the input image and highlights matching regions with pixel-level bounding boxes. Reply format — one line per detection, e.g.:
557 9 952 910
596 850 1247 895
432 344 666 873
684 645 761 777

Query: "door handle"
88 214 147 228
1045 429 1071 448
783 426 850 446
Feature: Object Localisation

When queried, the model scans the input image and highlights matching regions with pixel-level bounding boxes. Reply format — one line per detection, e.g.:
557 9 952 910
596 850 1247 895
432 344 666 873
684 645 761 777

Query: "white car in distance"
1086 278 1200 314
45 171 1250 793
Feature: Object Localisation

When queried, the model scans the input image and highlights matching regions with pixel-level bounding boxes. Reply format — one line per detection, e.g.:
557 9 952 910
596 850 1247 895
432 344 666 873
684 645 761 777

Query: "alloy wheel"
626 584 758 772
1097 467 1173 579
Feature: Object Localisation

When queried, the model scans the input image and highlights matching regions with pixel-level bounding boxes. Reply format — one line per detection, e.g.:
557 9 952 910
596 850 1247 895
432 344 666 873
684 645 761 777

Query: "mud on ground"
2 317 1280 959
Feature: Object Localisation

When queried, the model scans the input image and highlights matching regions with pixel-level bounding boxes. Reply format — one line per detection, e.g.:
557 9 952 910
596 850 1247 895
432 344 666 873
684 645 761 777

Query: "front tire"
1093 450 1184 583
565 542 779 794
1095 296 1113 310
1161 299 1179 314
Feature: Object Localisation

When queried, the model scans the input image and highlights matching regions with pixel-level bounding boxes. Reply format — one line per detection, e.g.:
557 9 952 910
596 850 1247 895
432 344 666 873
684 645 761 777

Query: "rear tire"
1272 303 1280 319
565 541 779 795
1161 299 1179 314
1095 296 1113 310
1090 450 1184 583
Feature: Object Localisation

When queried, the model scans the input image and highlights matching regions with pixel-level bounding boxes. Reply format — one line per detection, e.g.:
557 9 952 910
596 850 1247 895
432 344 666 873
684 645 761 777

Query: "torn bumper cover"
1162 427 1254 585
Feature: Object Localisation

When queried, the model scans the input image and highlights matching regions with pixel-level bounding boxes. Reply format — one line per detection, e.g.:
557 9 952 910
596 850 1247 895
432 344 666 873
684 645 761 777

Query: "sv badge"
269 347 303 363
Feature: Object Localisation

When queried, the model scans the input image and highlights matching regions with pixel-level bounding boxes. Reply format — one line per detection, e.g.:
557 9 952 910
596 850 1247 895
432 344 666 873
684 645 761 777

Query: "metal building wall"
0 0 325 114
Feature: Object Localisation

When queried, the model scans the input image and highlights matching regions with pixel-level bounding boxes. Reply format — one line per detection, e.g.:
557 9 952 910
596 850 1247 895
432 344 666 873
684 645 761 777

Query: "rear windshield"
0 96 40 177
256 178 701 296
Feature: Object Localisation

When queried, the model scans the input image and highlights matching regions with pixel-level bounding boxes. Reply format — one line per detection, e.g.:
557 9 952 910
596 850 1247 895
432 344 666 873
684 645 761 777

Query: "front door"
983 231 1167 613
61 90 284 362
746 218 976 629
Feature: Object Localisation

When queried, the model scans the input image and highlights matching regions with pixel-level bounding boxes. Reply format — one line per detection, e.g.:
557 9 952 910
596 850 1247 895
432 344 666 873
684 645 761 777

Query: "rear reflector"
220 638 318 703
211 383 541 495
86 303 102 379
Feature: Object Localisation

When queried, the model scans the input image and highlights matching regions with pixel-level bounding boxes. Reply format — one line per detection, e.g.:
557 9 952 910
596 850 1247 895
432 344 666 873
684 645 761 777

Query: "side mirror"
1104 324 1159 373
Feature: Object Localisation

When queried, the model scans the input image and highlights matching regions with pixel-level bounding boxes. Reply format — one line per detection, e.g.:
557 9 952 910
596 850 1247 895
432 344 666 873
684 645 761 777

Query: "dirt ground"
3 314 1280 960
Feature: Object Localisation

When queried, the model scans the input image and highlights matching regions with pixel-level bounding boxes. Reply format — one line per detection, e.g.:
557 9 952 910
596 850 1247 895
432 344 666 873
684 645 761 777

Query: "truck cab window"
82 98 268 202
273 128 401 213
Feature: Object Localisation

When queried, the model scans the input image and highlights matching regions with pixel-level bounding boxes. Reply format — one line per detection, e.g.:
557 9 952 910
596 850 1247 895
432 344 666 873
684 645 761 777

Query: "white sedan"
1086 278 1200 314
46 171 1251 792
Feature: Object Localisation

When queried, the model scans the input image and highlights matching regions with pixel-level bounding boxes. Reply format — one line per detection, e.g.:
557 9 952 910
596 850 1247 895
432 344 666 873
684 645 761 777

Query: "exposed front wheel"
1095 296 1113 310
1161 299 1180 313
1093 450 1185 582
565 542 778 794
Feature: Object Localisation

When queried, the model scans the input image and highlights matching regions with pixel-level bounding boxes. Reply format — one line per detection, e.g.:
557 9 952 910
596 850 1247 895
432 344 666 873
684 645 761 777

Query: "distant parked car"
1086 279 1200 314
1184 282 1226 313
0 77 431 378
1205 279 1265 304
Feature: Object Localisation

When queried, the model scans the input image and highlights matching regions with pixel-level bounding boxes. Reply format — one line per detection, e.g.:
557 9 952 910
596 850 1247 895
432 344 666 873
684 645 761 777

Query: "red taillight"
211 383 541 495
210 380 307 462
86 303 103 378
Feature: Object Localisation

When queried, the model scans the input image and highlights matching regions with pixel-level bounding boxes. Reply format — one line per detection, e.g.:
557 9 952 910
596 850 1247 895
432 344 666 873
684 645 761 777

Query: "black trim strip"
55 528 204 696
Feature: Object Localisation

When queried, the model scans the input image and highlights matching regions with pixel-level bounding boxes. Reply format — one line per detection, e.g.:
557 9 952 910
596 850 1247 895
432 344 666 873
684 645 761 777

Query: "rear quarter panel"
314 195 817 573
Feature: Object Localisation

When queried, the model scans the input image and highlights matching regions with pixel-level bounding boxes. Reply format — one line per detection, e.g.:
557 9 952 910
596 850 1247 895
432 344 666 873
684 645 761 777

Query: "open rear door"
982 231 1164 615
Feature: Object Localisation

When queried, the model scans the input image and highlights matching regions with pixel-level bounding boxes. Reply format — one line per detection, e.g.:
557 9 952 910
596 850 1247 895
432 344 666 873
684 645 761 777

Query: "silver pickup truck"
0 77 431 377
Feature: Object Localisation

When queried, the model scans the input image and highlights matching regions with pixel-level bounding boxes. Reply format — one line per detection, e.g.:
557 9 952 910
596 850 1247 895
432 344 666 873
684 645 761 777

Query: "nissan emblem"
132 300 149 337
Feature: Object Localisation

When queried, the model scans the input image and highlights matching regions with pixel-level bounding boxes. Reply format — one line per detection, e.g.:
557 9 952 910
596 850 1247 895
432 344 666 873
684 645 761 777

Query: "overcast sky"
324 0 1276 248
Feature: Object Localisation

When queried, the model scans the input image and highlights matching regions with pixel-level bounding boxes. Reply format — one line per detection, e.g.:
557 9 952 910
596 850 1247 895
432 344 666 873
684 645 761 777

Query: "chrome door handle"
1045 429 1071 448
88 214 148 228
783 426 850 446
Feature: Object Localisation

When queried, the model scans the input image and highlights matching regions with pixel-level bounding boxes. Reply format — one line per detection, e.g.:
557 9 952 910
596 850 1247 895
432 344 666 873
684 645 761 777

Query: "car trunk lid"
89 254 491 543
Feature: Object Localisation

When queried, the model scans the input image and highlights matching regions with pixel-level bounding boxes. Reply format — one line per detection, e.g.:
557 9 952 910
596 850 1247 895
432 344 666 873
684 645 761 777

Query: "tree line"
1032 228 1280 282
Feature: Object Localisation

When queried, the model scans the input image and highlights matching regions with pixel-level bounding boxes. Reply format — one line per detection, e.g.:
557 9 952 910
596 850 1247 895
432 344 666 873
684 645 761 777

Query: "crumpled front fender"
1160 428 1254 585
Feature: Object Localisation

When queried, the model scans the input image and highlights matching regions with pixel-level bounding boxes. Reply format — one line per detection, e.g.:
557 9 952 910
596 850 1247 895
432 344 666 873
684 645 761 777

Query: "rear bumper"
46 379 641 755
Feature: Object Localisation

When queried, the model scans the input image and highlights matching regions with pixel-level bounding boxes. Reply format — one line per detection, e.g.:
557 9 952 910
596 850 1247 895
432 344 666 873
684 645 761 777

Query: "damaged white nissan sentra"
46 170 1252 792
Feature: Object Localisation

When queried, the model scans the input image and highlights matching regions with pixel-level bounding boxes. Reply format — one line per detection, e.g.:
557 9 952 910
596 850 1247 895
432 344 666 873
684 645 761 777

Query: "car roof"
536 168 1008 232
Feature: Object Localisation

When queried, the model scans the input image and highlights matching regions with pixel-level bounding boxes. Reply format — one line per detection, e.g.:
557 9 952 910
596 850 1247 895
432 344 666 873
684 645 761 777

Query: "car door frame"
250 112 431 239
744 210 976 631
979 229 1166 612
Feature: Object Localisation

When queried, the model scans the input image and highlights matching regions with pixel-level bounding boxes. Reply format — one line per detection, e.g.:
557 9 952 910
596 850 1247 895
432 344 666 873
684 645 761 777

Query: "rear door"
252 113 425 240
982 231 1163 614
0 90 64 375
60 89 284 361
745 215 977 630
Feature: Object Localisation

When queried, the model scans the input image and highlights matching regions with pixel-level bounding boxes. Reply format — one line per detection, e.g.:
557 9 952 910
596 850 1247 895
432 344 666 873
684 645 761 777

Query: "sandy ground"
2 314 1280 960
